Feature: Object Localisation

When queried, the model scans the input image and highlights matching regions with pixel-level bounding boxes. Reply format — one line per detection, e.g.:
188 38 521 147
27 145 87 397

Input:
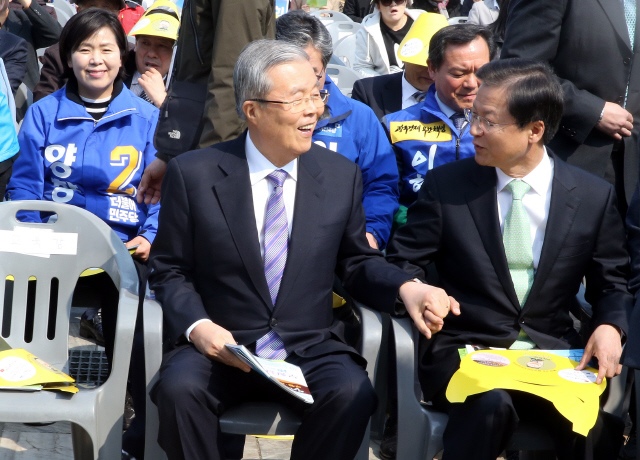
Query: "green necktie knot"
506 179 530 201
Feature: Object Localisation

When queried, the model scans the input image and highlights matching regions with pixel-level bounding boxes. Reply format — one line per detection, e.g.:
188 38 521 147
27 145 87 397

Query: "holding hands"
399 281 460 339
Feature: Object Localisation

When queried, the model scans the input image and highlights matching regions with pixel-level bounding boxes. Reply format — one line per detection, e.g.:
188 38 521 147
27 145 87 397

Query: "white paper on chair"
0 227 78 257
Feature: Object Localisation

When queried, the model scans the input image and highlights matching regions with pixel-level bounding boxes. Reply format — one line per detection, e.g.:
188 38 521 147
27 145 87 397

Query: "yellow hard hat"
128 0 180 41
396 13 449 66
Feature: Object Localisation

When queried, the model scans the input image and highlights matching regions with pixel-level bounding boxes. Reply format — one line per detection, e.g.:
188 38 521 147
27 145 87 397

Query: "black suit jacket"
343 0 373 22
501 0 640 202
351 72 403 121
0 29 27 95
359 153 632 400
148 132 412 357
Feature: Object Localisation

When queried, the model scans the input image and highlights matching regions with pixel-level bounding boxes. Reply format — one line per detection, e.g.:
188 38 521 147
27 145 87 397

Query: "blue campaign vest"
384 85 475 207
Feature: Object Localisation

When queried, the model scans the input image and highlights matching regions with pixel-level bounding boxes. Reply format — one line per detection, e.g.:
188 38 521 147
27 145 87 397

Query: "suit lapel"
272 152 325 310
523 156 579 312
466 164 521 312
213 135 273 310
597 0 633 50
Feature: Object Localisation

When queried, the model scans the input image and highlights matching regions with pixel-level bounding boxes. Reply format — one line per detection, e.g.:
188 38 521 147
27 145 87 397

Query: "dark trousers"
151 345 377 460
432 388 624 460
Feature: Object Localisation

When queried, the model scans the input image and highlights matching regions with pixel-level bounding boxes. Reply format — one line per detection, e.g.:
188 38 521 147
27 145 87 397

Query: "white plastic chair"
53 0 76 18
310 9 352 26
0 200 141 459
448 16 468 24
326 64 361 97
54 6 71 26
333 34 357 68
326 21 361 47
143 300 384 460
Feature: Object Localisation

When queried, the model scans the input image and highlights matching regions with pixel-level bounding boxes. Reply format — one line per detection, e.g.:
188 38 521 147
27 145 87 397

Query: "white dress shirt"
185 132 299 341
401 72 423 110
495 149 554 270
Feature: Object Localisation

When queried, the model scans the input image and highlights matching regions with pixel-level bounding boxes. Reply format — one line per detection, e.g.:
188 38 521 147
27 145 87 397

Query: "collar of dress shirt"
484 0 500 10
401 71 421 106
434 91 459 119
495 147 553 196
245 132 298 186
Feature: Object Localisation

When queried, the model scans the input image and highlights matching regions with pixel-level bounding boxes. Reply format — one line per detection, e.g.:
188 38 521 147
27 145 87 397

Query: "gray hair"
234 39 310 120
275 10 333 69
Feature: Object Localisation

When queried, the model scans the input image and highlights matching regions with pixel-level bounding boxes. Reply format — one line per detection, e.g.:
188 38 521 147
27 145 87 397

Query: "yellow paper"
389 120 452 143
446 350 605 436
42 383 79 394
332 292 346 308
0 349 75 388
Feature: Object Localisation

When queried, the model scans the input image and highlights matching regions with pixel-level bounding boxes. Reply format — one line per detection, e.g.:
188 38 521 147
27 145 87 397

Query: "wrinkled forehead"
266 61 319 98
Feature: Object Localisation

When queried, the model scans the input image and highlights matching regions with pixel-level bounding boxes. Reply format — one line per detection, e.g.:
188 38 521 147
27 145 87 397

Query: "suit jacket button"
624 57 631 65
270 318 278 327
520 319 525 324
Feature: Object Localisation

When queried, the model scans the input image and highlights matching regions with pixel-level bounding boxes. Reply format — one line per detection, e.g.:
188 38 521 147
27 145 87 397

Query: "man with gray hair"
147 39 428 460
276 10 399 249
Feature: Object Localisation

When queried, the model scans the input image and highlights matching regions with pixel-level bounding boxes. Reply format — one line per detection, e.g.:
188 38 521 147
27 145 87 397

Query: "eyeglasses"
249 90 329 114
464 108 517 131
379 0 406 6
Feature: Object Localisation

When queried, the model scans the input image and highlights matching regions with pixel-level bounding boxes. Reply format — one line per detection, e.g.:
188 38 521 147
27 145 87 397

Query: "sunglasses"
379 0 406 6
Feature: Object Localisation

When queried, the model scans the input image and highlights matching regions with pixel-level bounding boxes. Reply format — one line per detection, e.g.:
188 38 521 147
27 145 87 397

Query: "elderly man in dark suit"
501 0 640 216
354 59 632 459
148 39 436 460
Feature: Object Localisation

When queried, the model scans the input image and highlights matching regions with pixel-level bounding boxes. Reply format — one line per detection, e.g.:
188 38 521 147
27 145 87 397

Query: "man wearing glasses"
384 24 495 219
277 10 399 249
148 39 432 460
369 59 631 459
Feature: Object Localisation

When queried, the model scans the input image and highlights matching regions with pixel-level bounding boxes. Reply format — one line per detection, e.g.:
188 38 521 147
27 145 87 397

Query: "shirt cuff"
185 318 213 342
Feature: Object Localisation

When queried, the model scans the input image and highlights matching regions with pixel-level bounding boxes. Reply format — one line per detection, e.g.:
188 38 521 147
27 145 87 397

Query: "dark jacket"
148 132 412 354
3 0 62 89
351 71 403 121
0 29 28 94
501 0 640 203
343 0 373 22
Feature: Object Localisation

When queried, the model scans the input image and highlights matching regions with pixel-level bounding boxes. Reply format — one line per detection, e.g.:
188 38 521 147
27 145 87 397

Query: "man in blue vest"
276 10 399 249
385 24 495 219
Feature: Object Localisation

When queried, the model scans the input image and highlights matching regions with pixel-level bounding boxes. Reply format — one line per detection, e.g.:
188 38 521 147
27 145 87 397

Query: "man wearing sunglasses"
367 59 631 459
384 24 495 217
277 10 399 249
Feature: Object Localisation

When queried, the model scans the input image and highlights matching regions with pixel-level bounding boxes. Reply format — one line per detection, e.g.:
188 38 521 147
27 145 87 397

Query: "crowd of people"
0 0 639 459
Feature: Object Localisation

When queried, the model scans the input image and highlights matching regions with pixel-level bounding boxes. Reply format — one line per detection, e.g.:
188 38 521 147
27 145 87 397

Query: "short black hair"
59 8 128 81
428 24 497 71
475 58 564 144
276 10 332 69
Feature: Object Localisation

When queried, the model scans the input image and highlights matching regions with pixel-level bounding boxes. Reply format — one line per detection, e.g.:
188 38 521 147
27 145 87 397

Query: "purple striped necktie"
255 169 289 360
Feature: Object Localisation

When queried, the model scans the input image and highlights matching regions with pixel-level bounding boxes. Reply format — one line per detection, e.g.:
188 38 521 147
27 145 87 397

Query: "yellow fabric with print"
446 350 606 436
389 120 452 144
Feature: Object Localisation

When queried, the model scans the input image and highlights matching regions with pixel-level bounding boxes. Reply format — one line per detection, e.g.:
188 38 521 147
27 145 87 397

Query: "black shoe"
123 391 135 431
80 309 105 346
379 432 397 459
122 450 136 460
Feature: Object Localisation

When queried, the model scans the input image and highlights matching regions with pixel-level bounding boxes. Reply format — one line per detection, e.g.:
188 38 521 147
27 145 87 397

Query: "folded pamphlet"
226 344 313 404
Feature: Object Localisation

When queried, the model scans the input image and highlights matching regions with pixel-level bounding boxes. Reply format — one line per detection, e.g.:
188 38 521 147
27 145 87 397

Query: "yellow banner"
446 350 605 436
389 120 452 143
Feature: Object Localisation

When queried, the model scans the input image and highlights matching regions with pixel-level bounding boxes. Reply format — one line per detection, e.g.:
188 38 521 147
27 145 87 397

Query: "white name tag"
0 227 78 258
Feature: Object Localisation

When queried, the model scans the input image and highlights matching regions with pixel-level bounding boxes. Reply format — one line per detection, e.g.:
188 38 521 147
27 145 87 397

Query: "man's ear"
529 120 545 145
243 100 259 124
427 59 436 80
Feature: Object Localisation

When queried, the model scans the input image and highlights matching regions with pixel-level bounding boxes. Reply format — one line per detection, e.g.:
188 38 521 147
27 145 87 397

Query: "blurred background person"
0 0 61 90
0 0 28 96
344 0 373 22
126 0 179 108
353 0 425 78
466 0 500 25
352 12 448 120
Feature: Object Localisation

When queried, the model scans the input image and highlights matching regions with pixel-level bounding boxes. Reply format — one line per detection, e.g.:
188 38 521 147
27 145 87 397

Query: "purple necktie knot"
267 169 287 188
